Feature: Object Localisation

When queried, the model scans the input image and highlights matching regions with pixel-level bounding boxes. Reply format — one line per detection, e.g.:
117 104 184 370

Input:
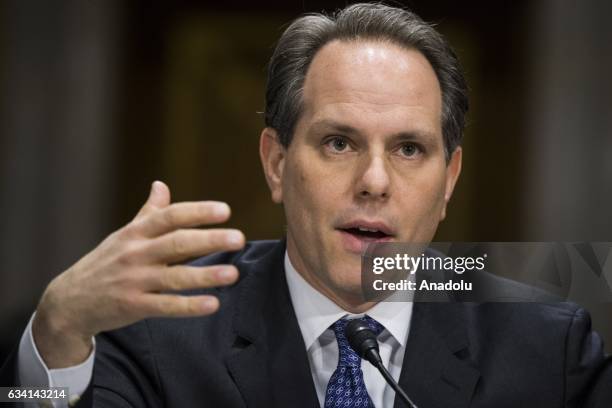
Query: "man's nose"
355 154 391 201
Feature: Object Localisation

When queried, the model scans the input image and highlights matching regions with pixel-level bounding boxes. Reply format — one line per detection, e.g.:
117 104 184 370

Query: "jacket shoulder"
188 239 281 268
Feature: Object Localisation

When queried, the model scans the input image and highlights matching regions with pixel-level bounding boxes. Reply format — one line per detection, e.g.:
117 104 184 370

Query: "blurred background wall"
1 0 611 361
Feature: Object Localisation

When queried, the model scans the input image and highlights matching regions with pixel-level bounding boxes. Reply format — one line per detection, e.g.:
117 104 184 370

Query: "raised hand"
32 181 244 368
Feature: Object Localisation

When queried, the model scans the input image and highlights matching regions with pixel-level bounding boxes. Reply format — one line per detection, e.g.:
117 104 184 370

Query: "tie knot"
332 315 385 337
331 316 384 368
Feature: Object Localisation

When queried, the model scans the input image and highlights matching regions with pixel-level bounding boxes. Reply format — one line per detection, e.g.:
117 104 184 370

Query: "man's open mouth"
340 227 391 240
336 220 395 247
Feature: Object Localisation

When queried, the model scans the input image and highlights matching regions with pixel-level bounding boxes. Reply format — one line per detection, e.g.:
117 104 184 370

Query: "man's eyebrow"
309 119 359 135
390 131 439 144
309 119 439 144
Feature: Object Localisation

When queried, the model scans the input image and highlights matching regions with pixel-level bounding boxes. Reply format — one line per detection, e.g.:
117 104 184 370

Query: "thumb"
136 180 171 218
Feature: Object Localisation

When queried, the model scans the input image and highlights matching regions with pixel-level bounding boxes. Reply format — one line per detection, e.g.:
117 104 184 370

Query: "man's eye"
400 143 421 158
325 136 349 152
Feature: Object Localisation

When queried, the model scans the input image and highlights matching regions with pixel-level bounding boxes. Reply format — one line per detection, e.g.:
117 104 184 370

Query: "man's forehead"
304 40 440 95
298 39 443 136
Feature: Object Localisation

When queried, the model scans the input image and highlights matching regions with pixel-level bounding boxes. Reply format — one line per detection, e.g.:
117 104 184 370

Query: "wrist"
33 295 93 369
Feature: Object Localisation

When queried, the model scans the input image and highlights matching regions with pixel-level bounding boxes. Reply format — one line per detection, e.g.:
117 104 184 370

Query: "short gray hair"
264 2 468 159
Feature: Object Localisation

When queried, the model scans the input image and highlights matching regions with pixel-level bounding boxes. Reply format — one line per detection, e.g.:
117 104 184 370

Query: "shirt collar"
284 251 413 351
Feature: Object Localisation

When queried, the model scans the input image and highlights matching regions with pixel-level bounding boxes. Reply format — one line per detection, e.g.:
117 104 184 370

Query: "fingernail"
213 203 230 217
201 297 218 310
217 267 236 281
227 231 243 245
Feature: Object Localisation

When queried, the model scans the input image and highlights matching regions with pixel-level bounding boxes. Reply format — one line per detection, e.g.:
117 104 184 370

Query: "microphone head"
345 319 382 366
346 319 419 408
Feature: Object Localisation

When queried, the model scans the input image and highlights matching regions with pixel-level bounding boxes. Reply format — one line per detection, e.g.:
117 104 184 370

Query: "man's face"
260 40 461 309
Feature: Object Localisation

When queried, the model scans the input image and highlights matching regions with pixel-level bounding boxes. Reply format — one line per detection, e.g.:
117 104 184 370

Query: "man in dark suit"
1 3 611 407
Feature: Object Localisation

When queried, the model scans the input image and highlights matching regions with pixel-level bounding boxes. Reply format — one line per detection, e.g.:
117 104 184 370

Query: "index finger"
134 201 231 237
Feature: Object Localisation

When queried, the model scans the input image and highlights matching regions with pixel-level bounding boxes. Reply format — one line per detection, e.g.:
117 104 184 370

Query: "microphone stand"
369 350 418 408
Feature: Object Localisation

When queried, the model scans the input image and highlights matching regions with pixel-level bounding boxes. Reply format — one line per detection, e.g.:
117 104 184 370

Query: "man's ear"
259 127 286 204
440 146 462 221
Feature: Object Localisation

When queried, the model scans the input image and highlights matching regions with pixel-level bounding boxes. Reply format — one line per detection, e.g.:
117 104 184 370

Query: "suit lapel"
225 240 319 408
394 300 480 408
265 252 320 407
224 244 272 408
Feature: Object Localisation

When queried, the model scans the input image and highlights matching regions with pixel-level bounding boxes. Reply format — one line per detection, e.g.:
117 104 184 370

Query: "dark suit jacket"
2 239 611 407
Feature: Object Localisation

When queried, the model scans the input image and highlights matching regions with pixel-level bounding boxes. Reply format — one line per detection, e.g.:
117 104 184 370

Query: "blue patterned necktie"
324 316 385 408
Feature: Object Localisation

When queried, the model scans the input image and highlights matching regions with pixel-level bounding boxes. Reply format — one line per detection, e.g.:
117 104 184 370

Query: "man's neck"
285 241 377 314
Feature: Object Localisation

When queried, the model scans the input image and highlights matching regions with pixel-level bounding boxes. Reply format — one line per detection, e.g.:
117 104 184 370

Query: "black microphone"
345 319 419 408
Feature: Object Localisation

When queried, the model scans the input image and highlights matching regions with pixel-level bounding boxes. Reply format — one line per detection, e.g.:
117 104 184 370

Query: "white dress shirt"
17 250 413 407
18 313 95 407
284 253 413 408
